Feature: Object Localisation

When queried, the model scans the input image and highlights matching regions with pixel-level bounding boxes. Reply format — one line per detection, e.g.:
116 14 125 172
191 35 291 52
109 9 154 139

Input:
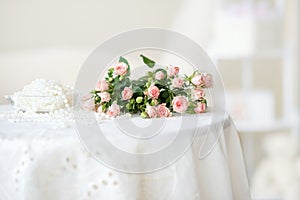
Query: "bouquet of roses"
82 55 213 118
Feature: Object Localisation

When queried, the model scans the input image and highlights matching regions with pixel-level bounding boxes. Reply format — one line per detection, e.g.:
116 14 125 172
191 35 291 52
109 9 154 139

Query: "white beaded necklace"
0 79 75 128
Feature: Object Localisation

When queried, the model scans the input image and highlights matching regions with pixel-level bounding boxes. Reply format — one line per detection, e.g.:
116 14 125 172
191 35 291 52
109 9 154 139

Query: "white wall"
0 0 218 103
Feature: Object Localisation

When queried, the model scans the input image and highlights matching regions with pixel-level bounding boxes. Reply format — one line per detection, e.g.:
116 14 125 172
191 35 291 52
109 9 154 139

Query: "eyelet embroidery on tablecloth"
82 170 119 200
14 145 34 192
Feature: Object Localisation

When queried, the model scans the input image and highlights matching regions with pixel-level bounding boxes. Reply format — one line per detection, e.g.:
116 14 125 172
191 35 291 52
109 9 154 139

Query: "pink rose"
107 102 120 117
194 102 206 114
172 77 184 88
191 74 203 86
122 87 133 100
99 92 111 103
192 89 205 100
148 85 160 99
169 66 180 77
155 71 165 80
191 73 213 88
95 80 109 92
114 62 128 76
156 104 171 117
81 94 95 111
202 73 213 88
146 105 157 118
172 96 189 113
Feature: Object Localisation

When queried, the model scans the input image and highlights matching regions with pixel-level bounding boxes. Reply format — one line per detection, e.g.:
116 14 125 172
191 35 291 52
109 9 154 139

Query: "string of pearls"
0 79 135 128
11 79 73 112
0 109 74 128
1 79 75 128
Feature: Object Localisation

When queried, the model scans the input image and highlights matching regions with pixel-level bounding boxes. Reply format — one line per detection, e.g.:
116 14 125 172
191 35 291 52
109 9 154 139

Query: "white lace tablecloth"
0 105 251 200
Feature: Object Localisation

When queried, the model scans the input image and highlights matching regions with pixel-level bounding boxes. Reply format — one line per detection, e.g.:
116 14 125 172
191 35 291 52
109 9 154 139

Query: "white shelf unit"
209 0 299 185
210 0 295 134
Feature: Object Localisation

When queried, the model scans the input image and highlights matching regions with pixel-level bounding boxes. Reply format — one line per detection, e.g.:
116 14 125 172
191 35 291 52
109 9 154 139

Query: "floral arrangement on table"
82 55 213 119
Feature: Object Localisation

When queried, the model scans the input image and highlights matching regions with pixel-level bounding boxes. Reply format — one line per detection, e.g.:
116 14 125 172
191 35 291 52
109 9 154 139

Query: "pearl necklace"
0 79 76 128
0 109 74 128
11 79 73 113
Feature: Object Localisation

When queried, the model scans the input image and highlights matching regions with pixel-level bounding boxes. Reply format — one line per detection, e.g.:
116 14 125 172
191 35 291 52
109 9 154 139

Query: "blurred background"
0 0 299 199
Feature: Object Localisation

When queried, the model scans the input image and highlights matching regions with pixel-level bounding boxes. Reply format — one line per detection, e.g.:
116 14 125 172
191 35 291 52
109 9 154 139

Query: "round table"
0 105 251 200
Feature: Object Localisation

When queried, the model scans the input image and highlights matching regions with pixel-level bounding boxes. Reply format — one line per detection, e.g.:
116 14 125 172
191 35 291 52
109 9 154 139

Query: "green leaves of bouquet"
86 54 213 119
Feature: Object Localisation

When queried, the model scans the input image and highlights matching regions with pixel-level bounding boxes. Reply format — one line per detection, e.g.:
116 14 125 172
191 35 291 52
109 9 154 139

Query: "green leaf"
133 87 143 93
173 88 188 96
131 81 145 88
140 54 155 68
119 56 129 66
160 91 169 98
200 98 207 104
137 75 149 82
90 90 97 94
